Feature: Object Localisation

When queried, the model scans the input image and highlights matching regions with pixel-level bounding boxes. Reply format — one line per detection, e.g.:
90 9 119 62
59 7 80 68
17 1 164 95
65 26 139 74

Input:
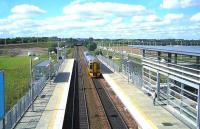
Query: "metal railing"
98 55 143 87
143 57 200 84
97 55 121 72
0 62 62 129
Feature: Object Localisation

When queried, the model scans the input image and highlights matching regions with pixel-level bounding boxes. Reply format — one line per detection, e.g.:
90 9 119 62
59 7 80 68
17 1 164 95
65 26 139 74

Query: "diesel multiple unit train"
83 51 101 77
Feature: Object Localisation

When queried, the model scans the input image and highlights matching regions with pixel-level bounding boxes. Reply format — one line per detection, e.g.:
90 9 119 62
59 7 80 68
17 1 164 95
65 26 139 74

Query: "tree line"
0 37 51 45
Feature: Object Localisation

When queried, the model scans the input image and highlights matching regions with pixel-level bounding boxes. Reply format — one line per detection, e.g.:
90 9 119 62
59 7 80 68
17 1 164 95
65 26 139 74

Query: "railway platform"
101 64 190 129
14 59 74 129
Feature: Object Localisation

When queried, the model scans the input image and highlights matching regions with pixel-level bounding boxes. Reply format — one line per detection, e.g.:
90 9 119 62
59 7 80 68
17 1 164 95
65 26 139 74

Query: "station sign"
0 71 5 120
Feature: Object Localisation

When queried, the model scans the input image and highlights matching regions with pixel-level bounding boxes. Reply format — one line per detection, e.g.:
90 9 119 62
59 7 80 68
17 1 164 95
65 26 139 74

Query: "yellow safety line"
129 95 158 129
110 76 158 129
48 86 64 129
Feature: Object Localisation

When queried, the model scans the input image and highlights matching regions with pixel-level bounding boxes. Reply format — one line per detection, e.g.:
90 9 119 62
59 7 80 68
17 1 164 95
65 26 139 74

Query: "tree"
87 42 97 51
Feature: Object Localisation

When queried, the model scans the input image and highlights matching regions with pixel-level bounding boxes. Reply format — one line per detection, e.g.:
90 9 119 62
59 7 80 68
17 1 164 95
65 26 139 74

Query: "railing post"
156 71 160 100
197 85 200 129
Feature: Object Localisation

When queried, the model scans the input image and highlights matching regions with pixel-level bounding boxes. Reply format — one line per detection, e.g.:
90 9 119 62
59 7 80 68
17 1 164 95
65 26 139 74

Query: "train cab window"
90 63 92 69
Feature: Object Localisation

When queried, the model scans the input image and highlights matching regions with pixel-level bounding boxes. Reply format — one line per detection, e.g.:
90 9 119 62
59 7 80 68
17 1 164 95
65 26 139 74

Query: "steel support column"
175 54 177 64
158 52 161 61
197 56 200 69
156 71 160 100
197 85 200 129
168 53 172 63
142 49 145 57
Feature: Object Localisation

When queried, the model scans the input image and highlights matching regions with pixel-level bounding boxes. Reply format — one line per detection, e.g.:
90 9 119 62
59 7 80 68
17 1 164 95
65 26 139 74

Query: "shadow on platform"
54 72 70 83
101 63 114 74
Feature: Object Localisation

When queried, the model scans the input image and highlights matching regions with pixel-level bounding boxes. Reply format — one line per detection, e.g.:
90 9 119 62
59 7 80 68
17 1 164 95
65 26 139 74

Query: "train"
76 42 83 46
83 51 101 77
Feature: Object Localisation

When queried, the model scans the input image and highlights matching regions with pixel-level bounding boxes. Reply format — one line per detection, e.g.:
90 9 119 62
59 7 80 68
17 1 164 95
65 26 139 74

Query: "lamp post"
28 51 38 111
48 51 55 85
63 46 67 59
57 42 60 62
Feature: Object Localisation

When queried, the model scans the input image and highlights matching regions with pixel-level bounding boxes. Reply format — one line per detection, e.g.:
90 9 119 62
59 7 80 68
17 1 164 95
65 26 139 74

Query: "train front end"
89 61 101 77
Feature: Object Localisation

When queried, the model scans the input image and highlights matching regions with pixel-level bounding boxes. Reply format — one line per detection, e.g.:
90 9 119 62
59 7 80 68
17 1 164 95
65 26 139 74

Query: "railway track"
93 78 128 129
64 45 135 129
63 46 89 129
78 46 128 129
76 46 90 129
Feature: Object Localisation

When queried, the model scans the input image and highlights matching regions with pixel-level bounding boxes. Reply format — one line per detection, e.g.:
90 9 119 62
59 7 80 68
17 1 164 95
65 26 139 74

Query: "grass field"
0 47 74 111
0 55 52 111
0 56 30 111
0 42 55 49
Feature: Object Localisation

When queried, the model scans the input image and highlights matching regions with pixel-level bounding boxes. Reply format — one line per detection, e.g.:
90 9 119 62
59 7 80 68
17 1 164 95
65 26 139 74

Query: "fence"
97 55 121 72
98 55 143 88
0 61 62 129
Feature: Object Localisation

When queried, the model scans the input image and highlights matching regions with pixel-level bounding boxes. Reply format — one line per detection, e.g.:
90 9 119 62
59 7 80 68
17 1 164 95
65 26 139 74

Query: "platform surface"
101 63 190 129
14 59 74 129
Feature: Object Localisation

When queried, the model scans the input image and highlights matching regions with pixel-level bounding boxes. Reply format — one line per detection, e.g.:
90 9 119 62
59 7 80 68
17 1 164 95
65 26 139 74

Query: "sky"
0 0 200 39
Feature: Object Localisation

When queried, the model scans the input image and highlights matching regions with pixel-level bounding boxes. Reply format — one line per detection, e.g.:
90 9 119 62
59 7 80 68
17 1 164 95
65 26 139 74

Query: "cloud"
161 0 199 9
63 2 146 18
190 12 200 22
164 13 184 20
0 2 198 39
132 15 144 22
7 4 46 20
0 4 46 37
145 15 159 22
11 4 46 14
132 13 183 25
71 0 91 4
111 17 123 24
132 14 160 23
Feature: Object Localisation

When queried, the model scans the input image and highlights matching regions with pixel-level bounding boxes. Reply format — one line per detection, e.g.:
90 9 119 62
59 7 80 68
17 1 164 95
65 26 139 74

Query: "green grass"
0 56 30 111
66 48 74 58
0 45 75 111
0 54 51 111
1 42 55 49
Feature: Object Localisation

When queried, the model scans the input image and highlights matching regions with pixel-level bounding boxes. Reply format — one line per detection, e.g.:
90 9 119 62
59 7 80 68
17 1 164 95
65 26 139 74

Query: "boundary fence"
98 55 143 88
0 61 62 129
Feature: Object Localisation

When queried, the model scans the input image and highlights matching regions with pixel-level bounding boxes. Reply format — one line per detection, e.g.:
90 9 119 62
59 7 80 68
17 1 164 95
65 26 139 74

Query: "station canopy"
129 45 200 57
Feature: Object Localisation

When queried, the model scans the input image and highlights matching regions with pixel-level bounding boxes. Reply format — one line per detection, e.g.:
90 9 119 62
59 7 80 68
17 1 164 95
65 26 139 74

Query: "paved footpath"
15 59 74 129
100 63 190 129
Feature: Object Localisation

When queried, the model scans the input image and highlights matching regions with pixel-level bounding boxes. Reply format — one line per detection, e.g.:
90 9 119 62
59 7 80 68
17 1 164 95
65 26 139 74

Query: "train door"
93 62 97 76
89 63 93 75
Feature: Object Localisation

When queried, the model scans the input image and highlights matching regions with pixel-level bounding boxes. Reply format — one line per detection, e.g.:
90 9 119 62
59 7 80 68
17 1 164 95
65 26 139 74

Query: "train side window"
97 63 100 69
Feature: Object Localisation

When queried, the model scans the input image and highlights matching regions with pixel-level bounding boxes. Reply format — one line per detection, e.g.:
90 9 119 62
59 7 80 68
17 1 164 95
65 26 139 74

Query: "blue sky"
0 0 200 39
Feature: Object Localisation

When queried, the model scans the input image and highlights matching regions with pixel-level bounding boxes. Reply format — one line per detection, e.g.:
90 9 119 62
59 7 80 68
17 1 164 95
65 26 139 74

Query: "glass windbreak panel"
171 53 177 64
183 84 198 102
145 50 158 59
143 72 149 78
170 89 182 100
172 80 181 93
160 74 168 95
143 68 149 74
182 95 197 112
184 55 197 64
168 94 181 111
176 54 199 70
160 52 168 62
177 54 184 64
181 108 197 124
160 74 167 83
